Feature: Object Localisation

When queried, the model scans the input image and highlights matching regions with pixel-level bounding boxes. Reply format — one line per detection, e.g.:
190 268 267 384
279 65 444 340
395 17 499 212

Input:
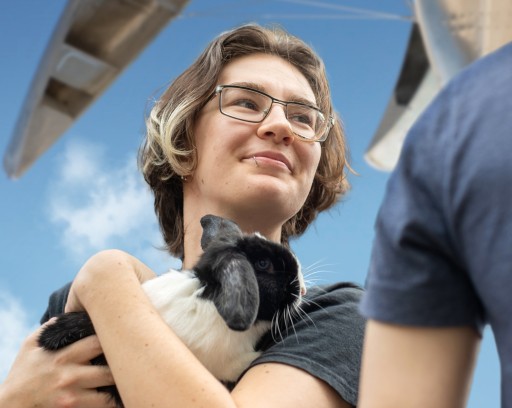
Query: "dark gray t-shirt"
42 281 365 406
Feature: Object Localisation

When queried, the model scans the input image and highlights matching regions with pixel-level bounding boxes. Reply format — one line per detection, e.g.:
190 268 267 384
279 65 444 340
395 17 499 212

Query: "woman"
0 24 364 408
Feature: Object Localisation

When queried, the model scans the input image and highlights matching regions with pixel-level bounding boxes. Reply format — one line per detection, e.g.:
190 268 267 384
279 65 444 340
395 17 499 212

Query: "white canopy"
365 0 512 171
3 0 189 179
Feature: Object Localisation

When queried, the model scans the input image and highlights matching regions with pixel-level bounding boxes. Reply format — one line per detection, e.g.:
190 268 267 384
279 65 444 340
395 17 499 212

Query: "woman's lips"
249 151 292 172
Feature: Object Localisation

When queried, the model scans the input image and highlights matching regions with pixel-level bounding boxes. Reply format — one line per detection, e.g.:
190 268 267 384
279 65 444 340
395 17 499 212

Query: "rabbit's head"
194 215 304 332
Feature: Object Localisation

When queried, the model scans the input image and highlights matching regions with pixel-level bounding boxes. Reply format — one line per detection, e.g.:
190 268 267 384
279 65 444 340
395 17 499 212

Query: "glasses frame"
211 85 334 142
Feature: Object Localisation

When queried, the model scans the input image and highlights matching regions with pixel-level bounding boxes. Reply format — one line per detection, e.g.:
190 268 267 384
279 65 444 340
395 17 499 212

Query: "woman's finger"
20 317 58 349
54 334 104 364
45 388 119 408
79 389 119 408
73 364 115 389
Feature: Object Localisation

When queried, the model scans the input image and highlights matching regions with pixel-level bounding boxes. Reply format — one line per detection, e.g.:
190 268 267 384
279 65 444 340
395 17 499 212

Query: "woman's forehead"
217 54 316 104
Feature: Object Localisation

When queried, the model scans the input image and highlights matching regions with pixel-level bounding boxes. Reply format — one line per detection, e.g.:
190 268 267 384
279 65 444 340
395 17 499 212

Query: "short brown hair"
139 24 350 257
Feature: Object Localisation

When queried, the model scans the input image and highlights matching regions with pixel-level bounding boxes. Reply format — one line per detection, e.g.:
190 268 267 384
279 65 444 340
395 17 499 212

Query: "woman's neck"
181 211 283 270
181 183 284 269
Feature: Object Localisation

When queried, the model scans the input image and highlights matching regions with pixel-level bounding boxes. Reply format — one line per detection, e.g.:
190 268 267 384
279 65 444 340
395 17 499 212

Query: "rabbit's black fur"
38 215 303 408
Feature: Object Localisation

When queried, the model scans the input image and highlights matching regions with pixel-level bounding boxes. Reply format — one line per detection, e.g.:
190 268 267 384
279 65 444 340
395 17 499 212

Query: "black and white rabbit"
39 214 304 407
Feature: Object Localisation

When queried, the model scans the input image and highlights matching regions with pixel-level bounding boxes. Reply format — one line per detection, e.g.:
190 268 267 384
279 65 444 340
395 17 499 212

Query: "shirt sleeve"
244 283 365 407
40 281 72 324
359 82 485 333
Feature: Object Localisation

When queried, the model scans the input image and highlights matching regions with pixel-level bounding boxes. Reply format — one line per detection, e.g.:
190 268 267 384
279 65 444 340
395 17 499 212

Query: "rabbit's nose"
298 271 307 297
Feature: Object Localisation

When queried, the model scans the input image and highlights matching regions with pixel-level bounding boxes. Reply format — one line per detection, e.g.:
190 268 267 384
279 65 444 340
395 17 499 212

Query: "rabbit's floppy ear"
197 215 258 330
208 253 259 331
200 215 242 250
213 255 260 331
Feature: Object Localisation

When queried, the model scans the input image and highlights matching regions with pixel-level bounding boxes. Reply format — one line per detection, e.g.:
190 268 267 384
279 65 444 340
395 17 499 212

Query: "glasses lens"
220 87 270 122
286 103 325 140
218 86 330 141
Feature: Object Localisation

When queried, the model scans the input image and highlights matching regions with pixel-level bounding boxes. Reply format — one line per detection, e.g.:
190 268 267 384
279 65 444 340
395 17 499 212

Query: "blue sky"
0 1 499 405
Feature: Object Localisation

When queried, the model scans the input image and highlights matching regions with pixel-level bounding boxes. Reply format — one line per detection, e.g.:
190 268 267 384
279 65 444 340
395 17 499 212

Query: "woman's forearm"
74 250 238 408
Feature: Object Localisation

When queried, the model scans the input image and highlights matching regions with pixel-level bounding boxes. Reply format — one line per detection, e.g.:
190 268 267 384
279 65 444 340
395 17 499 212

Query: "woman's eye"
234 98 260 111
288 106 316 128
254 258 273 273
290 113 313 126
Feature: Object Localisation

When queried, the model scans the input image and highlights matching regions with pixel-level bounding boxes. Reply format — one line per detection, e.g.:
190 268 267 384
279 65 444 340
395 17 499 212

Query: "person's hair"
139 23 350 258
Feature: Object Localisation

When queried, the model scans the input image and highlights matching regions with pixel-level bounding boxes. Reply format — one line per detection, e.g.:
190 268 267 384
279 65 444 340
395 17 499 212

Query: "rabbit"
38 214 304 407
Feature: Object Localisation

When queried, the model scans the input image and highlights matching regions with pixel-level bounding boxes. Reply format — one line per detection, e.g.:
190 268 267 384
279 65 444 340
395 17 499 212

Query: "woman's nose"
256 104 295 144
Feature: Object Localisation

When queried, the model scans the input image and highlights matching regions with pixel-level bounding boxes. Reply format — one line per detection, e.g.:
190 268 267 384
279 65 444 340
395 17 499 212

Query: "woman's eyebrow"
229 81 266 93
228 81 318 108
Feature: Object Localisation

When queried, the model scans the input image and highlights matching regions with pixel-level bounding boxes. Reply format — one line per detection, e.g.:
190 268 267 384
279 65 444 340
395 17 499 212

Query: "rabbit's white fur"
143 270 271 381
38 215 302 408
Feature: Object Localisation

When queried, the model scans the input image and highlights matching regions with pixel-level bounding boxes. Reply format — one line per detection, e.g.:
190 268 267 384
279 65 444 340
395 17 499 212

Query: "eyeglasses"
211 85 333 142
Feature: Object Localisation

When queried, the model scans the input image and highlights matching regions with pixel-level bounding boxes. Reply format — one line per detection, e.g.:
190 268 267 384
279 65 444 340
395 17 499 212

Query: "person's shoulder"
461 41 512 79
40 282 72 324
302 282 365 319
444 41 512 102
249 282 365 406
305 282 363 303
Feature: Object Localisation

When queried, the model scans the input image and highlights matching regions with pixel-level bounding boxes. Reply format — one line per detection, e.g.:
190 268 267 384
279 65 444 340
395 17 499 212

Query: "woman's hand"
0 250 156 408
0 320 116 408
65 249 157 313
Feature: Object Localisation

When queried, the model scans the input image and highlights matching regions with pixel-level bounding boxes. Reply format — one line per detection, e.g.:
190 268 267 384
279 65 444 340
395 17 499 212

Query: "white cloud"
48 139 179 273
0 289 37 381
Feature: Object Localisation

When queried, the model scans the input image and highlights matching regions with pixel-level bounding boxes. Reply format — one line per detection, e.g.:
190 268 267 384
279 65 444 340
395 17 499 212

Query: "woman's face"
187 53 322 238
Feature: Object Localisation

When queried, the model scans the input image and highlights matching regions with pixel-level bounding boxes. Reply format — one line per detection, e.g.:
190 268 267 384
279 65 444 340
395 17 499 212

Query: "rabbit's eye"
255 258 273 273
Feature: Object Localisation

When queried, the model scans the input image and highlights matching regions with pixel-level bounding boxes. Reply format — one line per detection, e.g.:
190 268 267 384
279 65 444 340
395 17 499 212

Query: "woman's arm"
232 363 352 408
359 320 480 408
0 320 116 408
70 249 352 408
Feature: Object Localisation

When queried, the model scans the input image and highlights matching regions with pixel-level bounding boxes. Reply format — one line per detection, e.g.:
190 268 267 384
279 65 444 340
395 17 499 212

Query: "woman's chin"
235 181 302 219
244 175 297 199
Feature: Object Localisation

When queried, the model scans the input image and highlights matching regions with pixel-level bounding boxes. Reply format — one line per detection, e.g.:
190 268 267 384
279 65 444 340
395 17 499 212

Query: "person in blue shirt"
359 42 512 407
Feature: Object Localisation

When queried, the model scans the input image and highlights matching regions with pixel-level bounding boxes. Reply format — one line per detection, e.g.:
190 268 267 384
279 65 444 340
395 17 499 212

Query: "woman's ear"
200 214 242 250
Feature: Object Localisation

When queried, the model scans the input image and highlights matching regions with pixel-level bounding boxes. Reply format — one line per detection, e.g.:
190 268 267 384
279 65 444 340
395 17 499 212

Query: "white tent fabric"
3 0 189 179
4 0 511 177
365 0 512 171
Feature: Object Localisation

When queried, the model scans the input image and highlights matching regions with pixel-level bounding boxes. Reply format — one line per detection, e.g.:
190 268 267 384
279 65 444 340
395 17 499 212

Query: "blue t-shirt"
360 42 512 406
